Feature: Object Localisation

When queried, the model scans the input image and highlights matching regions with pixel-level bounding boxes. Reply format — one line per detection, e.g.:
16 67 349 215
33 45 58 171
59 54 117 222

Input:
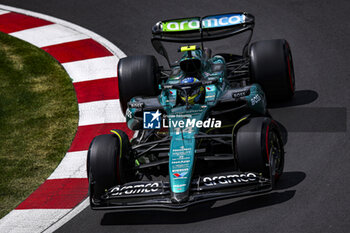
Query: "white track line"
43 198 89 233
9 24 90 48
0 9 9 15
47 151 88 180
0 209 69 233
78 99 125 126
62 56 119 83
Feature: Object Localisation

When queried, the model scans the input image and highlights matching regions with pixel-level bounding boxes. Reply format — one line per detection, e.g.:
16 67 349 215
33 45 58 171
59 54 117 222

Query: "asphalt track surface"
1 0 349 232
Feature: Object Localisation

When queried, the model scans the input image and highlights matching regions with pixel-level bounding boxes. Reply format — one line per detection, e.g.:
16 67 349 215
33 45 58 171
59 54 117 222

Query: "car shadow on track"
267 90 318 109
266 90 346 133
100 171 306 225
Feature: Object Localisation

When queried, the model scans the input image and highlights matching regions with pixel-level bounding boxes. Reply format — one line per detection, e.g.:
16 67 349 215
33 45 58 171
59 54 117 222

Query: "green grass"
0 32 78 218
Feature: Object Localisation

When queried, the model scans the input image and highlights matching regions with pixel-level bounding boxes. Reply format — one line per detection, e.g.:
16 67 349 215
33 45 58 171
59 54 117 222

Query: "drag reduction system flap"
152 12 254 42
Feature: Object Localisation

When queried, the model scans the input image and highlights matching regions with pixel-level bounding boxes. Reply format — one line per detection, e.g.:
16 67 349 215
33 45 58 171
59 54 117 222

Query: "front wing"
90 172 272 210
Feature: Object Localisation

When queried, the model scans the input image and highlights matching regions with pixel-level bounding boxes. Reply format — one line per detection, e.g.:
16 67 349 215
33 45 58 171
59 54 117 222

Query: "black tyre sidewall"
235 117 284 182
250 39 295 101
88 134 119 198
235 117 271 177
118 55 159 115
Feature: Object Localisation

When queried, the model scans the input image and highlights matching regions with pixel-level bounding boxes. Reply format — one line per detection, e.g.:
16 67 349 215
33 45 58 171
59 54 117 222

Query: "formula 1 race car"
87 12 295 210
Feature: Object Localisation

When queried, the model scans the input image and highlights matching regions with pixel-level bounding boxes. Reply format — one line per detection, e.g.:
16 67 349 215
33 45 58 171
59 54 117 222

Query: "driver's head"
179 77 204 104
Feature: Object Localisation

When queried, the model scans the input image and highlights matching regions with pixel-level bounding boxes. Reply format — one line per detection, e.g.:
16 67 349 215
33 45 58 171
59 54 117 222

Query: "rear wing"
152 12 254 43
151 12 254 65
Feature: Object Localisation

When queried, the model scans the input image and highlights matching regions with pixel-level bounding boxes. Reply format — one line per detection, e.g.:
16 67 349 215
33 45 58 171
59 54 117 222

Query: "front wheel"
87 130 136 202
235 117 284 184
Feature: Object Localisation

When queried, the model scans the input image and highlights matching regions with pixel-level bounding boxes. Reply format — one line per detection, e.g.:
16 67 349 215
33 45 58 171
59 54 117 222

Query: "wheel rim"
269 131 284 180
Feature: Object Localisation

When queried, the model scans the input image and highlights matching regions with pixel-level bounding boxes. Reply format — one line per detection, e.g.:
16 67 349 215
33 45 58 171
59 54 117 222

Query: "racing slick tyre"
235 117 284 185
249 39 295 101
118 55 160 115
87 130 135 202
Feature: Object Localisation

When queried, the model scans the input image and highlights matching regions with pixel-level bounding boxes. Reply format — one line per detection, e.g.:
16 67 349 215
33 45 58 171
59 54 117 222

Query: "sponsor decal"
173 172 188 178
205 84 217 102
143 110 161 129
171 160 191 164
126 108 132 119
163 18 200 32
129 102 144 108
202 173 257 186
232 89 250 98
172 168 189 178
202 80 215 85
202 14 245 29
174 184 186 191
162 14 245 32
109 183 160 196
251 94 261 106
162 84 173 89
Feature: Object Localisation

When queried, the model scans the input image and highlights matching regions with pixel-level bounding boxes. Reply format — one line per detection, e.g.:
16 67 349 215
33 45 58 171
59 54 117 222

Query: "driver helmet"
179 77 204 104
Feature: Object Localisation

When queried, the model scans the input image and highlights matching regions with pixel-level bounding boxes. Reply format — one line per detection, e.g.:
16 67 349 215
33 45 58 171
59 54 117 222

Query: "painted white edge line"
78 99 125 126
43 198 89 233
0 209 70 233
62 56 119 83
0 4 126 59
10 24 90 48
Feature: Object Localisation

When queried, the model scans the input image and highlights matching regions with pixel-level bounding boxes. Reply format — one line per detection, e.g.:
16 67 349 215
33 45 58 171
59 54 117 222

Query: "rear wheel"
250 39 295 101
235 117 284 184
87 130 135 202
118 55 160 115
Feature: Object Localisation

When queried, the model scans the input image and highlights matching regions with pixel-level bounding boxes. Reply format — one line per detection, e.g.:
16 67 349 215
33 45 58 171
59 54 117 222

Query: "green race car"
87 12 295 210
